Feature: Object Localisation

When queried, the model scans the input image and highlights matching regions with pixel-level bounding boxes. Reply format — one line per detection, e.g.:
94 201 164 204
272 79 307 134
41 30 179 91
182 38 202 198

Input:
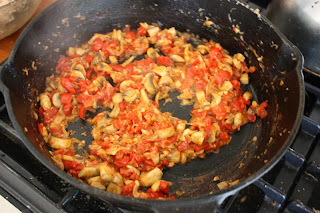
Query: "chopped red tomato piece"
137 26 147 36
157 56 173 66
61 78 76 94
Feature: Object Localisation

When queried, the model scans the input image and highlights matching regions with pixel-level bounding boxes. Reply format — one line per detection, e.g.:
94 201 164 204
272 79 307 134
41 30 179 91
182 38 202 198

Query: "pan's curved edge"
0 0 306 212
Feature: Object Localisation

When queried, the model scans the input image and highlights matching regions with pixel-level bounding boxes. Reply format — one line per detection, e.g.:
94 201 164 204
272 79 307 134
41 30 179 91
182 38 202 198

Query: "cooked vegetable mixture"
37 23 267 199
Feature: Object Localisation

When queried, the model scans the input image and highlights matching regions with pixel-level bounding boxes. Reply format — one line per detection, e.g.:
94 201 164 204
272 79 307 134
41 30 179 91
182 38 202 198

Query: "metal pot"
266 0 320 75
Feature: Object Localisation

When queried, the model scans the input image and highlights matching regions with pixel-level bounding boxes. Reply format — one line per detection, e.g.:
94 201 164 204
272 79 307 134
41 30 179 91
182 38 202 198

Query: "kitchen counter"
0 0 56 62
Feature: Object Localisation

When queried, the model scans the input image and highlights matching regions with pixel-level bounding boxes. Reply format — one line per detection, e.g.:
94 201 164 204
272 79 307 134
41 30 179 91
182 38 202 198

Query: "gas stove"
0 1 319 213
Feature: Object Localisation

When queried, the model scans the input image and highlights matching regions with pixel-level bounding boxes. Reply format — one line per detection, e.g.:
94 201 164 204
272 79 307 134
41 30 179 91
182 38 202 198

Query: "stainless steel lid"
266 0 320 74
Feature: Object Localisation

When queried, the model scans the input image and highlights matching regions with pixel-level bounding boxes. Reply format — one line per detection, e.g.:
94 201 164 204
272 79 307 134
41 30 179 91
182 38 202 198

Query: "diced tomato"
214 70 231 86
177 141 189 152
56 55 70 72
119 101 126 111
60 93 72 105
61 78 76 94
45 107 59 117
84 55 93 63
157 56 173 66
110 64 124 72
126 31 137 40
121 182 135 196
63 103 73 115
256 101 268 119
153 121 171 130
137 26 147 36
211 105 227 120
38 123 44 134
77 93 94 108
209 47 223 60
78 105 86 120
63 159 84 172
159 181 170 194
131 152 144 164
114 155 131 167
248 66 256 73
53 149 65 155
91 38 103 52
195 78 207 90
246 114 256 122
231 80 240 91
219 131 230 141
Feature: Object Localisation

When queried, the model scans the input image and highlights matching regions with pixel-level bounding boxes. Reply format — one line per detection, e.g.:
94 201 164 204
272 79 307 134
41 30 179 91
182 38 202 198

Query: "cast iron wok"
0 0 304 212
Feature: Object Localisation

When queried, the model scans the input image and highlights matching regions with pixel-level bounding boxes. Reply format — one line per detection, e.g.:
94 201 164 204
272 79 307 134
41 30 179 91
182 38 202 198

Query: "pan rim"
1 0 305 209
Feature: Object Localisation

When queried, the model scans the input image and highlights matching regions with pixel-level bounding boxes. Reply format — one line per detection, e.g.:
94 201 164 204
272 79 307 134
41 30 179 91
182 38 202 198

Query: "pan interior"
3 0 303 199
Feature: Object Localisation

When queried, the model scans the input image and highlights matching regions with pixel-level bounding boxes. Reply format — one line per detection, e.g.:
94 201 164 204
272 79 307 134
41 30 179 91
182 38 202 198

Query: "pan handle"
0 59 10 94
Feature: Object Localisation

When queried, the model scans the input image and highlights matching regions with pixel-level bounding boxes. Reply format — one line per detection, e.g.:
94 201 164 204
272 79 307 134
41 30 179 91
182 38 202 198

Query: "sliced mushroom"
158 75 173 87
107 182 122 194
97 62 111 72
49 136 72 149
99 164 114 184
75 64 86 76
147 26 160 37
40 94 52 110
140 167 163 187
156 126 175 139
119 80 135 93
87 176 106 190
71 70 85 80
78 167 100 179
196 91 210 106
240 73 249 85
152 66 167 76
211 93 222 107
140 89 151 104
92 76 107 88
52 93 62 108
147 48 159 59
219 81 233 91
109 56 118 64
144 73 158 95
109 104 120 118
197 45 210 54
122 56 135 67
170 55 185 63
191 131 206 145
112 93 123 105
123 88 139 103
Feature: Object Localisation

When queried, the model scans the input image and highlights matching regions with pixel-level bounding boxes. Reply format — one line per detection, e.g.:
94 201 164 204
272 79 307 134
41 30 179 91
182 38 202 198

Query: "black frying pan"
0 0 304 212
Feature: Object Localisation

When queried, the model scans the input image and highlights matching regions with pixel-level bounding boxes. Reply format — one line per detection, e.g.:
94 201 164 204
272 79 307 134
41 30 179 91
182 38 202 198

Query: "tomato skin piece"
157 56 173 66
137 26 147 36
78 105 86 120
38 123 44 134
61 78 76 94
